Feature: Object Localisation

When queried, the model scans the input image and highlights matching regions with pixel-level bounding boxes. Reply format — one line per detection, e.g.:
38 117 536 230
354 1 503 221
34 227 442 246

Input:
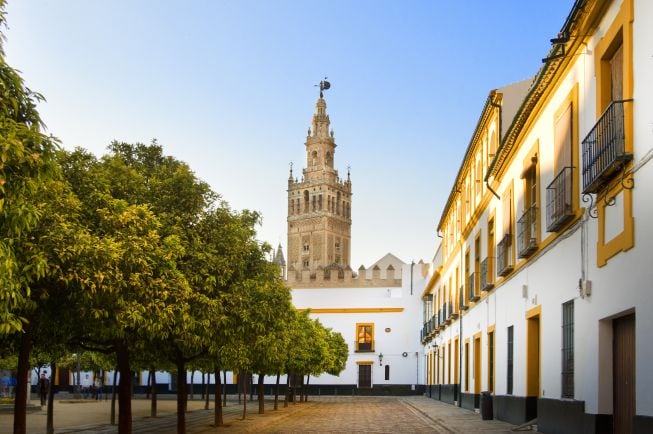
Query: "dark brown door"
613 313 635 434
358 364 371 388
57 368 70 387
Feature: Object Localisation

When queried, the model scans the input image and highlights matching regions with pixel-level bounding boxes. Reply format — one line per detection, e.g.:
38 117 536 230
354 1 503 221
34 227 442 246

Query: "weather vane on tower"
315 76 331 98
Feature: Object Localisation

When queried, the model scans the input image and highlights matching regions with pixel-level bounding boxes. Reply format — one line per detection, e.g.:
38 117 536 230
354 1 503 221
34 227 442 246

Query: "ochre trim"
356 361 374 365
597 184 634 267
553 83 580 213
526 305 541 319
473 331 482 341
526 311 541 397
487 324 495 334
422 266 441 298
308 307 404 314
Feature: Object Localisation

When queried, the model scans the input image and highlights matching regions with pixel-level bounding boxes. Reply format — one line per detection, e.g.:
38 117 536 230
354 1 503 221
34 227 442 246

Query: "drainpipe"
486 179 500 199
459 240 464 407
459 309 463 407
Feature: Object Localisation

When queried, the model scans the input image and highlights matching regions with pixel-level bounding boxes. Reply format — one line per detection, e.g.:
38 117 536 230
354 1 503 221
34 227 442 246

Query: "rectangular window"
507 326 514 394
486 218 495 286
356 323 374 352
498 186 514 276
518 159 539 258
548 96 576 232
385 365 390 381
561 300 574 398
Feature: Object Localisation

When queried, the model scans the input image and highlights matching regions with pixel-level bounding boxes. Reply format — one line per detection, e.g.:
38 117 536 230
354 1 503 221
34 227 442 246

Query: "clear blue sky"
5 0 573 267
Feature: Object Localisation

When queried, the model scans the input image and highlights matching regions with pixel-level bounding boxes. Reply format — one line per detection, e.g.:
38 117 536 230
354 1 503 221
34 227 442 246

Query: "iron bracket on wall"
582 162 634 218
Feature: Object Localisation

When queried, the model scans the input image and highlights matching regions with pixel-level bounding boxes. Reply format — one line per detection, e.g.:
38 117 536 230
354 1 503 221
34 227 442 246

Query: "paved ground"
0 395 538 433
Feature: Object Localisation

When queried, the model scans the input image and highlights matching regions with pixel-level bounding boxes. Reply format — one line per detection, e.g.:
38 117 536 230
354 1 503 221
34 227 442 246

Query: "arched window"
312 151 318 167
325 151 332 166
312 195 316 211
304 190 309 213
336 192 341 215
319 194 323 210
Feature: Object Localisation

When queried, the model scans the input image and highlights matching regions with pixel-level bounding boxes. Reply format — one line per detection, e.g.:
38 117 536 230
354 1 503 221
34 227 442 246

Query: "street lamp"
378 353 383 366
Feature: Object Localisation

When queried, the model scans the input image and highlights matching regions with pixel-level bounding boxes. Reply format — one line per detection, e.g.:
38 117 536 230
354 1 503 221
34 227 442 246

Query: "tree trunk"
110 368 117 425
305 375 310 402
202 372 211 410
150 367 157 418
223 371 227 407
284 374 289 408
241 372 247 420
214 368 223 427
249 373 254 402
274 373 280 411
116 341 133 434
145 371 152 399
13 324 32 434
190 371 194 401
46 363 55 434
299 375 305 403
257 374 264 414
237 372 241 404
175 353 187 434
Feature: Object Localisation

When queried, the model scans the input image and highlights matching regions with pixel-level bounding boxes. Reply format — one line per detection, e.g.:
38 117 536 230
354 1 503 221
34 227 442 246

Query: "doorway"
358 364 372 388
474 335 482 395
613 313 635 434
526 312 540 398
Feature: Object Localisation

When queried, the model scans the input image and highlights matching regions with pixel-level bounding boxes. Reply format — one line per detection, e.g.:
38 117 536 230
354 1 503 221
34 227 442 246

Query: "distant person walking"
38 372 50 406
94 377 102 400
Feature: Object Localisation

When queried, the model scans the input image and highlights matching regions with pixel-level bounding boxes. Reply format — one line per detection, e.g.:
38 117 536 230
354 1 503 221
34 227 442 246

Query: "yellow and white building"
422 0 652 432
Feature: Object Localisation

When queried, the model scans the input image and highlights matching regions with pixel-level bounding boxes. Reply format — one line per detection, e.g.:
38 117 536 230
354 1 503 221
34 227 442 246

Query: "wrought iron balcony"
443 303 450 324
355 340 375 352
497 234 513 277
459 288 468 311
480 258 494 291
581 99 633 194
546 167 574 232
468 272 479 302
517 205 538 258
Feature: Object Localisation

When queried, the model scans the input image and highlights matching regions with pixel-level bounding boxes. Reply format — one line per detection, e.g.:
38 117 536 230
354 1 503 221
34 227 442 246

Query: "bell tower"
287 80 352 273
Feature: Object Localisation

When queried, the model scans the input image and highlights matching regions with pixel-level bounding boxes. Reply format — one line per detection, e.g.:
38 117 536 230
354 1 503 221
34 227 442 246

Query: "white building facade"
422 0 653 433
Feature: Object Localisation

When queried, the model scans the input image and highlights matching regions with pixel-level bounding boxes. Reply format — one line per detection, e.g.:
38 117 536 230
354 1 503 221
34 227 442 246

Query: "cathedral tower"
287 83 352 273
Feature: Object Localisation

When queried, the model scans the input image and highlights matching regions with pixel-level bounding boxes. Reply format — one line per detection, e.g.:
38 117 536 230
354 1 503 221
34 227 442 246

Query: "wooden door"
358 364 371 388
613 314 635 434
474 337 481 394
526 316 540 397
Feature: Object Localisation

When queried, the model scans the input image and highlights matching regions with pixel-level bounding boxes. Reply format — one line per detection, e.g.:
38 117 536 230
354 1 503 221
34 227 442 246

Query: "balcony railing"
582 99 633 194
443 303 450 324
480 258 493 291
459 288 468 311
517 205 538 258
355 340 375 352
497 234 513 277
468 272 479 302
546 167 574 232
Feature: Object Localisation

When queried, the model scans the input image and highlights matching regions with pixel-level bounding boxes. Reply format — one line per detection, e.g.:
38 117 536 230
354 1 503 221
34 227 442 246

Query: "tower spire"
286 80 352 273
